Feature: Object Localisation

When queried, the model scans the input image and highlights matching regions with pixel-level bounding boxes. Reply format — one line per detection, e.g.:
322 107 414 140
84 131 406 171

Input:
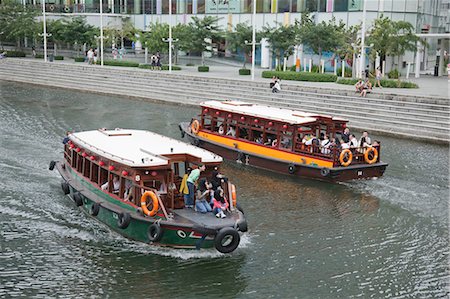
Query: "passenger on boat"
255 134 263 144
341 128 350 143
218 124 225 135
62 131 72 144
321 134 331 154
226 126 236 137
212 189 229 219
372 140 380 147
101 175 120 193
124 180 133 201
271 139 278 147
340 139 350 149
210 166 224 190
359 131 372 147
349 134 358 148
195 178 213 213
186 164 206 208
179 168 192 208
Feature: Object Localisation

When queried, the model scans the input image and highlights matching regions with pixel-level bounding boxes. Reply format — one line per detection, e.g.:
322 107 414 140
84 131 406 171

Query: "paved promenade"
0 58 448 143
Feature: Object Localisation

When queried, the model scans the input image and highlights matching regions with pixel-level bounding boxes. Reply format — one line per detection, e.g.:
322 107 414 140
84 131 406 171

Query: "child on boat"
212 189 229 218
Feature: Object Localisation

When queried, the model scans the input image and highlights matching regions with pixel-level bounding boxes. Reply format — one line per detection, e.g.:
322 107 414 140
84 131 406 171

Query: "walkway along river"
0 82 448 298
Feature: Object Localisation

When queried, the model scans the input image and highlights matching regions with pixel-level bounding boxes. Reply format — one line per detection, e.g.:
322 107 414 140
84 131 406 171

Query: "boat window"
225 120 237 137
144 180 167 194
99 167 108 188
83 159 91 178
202 115 212 131
91 163 99 184
76 153 83 173
71 151 77 168
280 131 293 150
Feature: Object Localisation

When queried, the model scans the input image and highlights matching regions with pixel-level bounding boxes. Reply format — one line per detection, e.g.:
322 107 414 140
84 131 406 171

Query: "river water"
0 81 448 298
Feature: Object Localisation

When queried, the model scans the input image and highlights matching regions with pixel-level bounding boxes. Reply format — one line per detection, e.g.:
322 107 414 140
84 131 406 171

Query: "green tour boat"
49 128 247 254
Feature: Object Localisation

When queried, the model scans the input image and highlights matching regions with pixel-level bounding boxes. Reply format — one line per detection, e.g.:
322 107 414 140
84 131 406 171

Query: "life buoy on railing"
64 5 70 12
191 119 200 134
364 147 378 164
339 149 353 167
140 191 159 217
49 4 55 11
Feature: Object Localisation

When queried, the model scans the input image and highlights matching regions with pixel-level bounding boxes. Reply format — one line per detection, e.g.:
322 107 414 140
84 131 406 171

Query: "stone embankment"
0 59 448 143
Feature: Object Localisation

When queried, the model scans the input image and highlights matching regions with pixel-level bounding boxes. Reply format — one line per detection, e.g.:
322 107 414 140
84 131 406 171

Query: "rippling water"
0 82 448 298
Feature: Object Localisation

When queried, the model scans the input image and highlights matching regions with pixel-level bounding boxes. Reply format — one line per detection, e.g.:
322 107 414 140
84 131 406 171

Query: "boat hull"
180 123 387 182
55 162 241 251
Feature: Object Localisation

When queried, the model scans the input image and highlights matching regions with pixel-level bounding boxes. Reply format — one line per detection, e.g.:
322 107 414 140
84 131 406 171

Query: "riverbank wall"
0 59 448 144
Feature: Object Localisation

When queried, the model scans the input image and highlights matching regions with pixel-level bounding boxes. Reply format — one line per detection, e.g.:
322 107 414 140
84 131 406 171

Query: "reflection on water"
0 82 448 298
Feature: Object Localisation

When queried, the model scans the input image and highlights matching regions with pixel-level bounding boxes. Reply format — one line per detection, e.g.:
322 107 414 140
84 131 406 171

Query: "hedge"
5 51 26 57
239 68 251 75
54 55 64 60
35 54 44 59
198 66 209 72
336 78 418 88
186 63 195 66
262 71 337 82
138 64 182 70
74 57 85 62
103 60 139 67
388 69 400 79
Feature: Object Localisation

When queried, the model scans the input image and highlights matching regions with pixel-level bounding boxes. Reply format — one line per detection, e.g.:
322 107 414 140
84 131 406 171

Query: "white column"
341 60 345 77
415 40 421 78
169 0 172 72
42 0 47 62
100 0 104 66
359 0 367 78
260 38 270 68
251 0 256 80
406 62 411 79
308 59 312 72
334 59 337 75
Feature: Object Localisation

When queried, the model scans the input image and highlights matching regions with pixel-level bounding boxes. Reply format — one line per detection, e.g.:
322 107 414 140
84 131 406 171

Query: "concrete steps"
1 59 448 143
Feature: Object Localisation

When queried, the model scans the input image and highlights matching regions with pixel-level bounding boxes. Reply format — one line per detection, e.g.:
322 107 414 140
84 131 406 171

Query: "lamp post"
359 0 367 78
251 0 256 80
100 0 104 66
169 0 172 72
41 0 48 62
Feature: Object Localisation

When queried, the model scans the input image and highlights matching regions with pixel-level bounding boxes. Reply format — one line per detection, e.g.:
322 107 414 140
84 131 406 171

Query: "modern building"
10 0 450 75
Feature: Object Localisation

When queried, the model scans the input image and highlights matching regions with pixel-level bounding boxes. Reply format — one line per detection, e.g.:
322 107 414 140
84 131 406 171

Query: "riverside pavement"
0 58 448 143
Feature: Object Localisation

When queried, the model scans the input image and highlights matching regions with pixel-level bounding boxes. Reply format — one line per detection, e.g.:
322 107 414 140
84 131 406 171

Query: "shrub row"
74 57 85 62
103 60 140 67
262 71 337 82
336 78 418 88
388 69 400 79
198 66 209 72
54 55 64 60
5 51 26 57
239 68 251 75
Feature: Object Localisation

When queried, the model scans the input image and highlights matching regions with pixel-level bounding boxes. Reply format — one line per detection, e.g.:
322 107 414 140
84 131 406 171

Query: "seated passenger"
340 139 350 149
195 178 213 213
359 131 372 147
264 138 272 146
218 124 224 135
101 175 120 193
124 180 133 201
281 136 291 148
349 134 358 148
302 134 313 145
255 134 263 144
210 166 224 190
212 189 229 218
271 139 278 147
321 134 331 154
226 126 236 137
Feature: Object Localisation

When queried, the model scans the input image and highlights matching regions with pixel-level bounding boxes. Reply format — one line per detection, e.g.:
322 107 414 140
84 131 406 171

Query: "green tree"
226 22 260 69
262 22 297 70
188 16 221 66
140 22 169 54
104 18 137 49
0 0 39 49
367 16 420 71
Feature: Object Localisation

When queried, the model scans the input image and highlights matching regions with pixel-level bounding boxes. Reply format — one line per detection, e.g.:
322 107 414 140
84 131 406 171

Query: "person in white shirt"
101 176 120 193
87 48 94 65
321 134 331 154
359 131 372 147
226 126 236 137
349 134 358 148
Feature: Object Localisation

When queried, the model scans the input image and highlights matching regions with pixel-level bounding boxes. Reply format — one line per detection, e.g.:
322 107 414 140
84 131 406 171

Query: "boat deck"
172 208 240 229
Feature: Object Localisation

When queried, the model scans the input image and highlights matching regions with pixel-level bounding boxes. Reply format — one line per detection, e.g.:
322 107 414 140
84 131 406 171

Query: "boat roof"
201 100 348 125
70 129 222 167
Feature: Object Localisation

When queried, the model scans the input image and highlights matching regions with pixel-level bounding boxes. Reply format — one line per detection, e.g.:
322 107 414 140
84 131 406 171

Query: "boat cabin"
63 129 226 217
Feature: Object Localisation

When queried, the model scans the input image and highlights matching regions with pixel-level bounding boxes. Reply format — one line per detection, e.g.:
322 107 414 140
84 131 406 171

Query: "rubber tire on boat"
320 167 331 177
90 202 100 216
193 225 217 236
237 220 248 233
193 138 200 146
288 163 296 174
236 202 245 215
49 160 56 171
214 227 240 254
117 212 131 229
73 192 83 207
236 152 244 162
61 182 70 195
147 223 163 242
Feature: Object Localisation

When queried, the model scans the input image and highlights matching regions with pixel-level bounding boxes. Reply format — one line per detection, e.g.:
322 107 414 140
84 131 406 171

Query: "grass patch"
336 78 418 88
262 70 337 82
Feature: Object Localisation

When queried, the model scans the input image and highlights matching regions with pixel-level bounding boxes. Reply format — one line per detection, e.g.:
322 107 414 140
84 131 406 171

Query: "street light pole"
251 0 256 81
169 0 172 73
100 0 104 66
42 0 47 62
359 0 367 78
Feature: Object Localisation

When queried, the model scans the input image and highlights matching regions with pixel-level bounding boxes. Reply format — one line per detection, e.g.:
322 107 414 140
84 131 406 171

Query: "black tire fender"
288 163 296 174
193 138 200 146
90 202 100 216
214 227 240 254
235 202 245 215
73 192 83 206
49 160 56 171
237 220 248 233
61 182 70 195
147 223 164 242
117 212 131 229
320 167 331 177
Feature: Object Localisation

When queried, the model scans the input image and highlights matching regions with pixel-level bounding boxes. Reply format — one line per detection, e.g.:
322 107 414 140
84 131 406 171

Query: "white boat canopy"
70 129 223 167
201 100 348 125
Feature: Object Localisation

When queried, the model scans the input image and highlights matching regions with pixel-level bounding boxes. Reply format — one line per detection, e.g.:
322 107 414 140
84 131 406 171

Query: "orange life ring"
231 184 237 207
339 149 353 167
141 191 159 217
364 147 378 164
191 120 200 134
